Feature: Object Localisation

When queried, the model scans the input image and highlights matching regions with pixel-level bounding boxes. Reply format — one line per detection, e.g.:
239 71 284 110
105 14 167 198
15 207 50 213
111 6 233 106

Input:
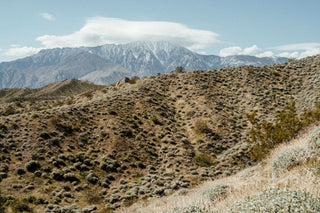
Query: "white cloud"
243 45 262 55
40 13 55 21
256 51 274 58
277 51 300 59
219 45 272 58
271 43 320 59
219 43 320 59
272 43 320 51
299 49 320 58
35 17 221 51
3 45 42 58
219 46 242 57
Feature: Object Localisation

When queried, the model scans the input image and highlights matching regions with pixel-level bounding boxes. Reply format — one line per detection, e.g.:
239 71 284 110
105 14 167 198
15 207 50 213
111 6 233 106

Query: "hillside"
123 124 320 212
0 41 288 89
0 78 104 102
0 55 319 212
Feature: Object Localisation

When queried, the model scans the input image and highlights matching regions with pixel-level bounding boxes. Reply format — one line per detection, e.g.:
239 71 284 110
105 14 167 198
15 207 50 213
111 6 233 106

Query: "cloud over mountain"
272 43 320 58
220 43 320 59
36 17 221 51
3 45 42 57
219 45 272 58
2 17 320 61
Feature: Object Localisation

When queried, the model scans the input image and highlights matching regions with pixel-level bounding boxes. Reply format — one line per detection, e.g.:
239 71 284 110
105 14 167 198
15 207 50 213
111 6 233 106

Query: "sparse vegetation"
165 206 212 213
150 116 161 124
271 147 315 176
247 101 320 161
194 120 211 134
0 55 320 212
193 153 214 167
0 105 16 116
203 184 231 202
128 76 140 84
84 188 102 204
25 160 41 173
81 91 94 99
308 127 320 151
174 66 185 73
49 116 61 127
229 187 320 212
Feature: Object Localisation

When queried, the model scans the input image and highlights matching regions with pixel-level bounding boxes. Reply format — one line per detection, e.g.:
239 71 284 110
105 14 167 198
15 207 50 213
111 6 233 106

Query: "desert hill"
0 55 320 212
0 78 104 102
123 124 320 212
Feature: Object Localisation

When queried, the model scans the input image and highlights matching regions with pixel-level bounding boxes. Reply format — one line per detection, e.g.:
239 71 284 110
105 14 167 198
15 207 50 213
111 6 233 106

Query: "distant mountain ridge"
0 41 288 88
0 78 104 102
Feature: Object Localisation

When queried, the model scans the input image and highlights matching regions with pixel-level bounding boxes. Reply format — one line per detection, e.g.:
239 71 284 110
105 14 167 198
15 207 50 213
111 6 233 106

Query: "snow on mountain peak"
0 41 288 89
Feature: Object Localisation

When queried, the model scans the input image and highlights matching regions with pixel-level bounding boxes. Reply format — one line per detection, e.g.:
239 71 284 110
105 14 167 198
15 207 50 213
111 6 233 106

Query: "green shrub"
194 120 211 134
100 131 109 139
174 66 185 73
3 195 15 206
271 147 315 177
128 76 140 84
228 187 320 212
193 153 213 167
150 116 161 124
271 70 281 76
247 101 320 161
22 196 37 204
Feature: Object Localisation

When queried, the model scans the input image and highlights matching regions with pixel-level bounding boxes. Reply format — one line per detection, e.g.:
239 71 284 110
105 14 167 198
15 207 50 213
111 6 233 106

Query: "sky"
0 0 320 62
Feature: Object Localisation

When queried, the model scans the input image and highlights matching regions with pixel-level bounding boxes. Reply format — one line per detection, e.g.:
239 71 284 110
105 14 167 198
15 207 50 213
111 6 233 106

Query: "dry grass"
119 125 320 213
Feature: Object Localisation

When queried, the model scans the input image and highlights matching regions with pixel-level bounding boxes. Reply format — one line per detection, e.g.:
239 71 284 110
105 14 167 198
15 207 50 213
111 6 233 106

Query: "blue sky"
0 0 319 62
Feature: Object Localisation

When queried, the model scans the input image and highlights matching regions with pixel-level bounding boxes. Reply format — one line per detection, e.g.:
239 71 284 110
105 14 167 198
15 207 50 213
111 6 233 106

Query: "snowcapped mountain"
0 41 288 88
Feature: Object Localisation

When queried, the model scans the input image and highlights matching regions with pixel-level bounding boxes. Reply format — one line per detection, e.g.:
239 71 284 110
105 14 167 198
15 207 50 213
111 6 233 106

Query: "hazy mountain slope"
0 55 316 212
0 41 288 89
0 52 130 88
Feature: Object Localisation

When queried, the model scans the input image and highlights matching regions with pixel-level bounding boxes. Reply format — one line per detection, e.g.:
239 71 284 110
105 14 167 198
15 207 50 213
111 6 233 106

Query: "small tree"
128 76 140 84
174 66 184 73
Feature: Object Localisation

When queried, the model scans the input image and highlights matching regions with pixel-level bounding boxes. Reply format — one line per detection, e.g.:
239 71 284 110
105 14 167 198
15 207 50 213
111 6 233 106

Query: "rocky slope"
0 55 319 212
0 41 288 89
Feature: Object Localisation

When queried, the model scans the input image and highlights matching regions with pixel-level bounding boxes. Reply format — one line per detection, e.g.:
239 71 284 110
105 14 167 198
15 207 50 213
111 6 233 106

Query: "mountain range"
0 41 288 89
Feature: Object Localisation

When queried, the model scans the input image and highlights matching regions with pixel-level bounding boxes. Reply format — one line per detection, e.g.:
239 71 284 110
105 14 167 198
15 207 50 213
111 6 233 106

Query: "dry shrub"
194 120 211 134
